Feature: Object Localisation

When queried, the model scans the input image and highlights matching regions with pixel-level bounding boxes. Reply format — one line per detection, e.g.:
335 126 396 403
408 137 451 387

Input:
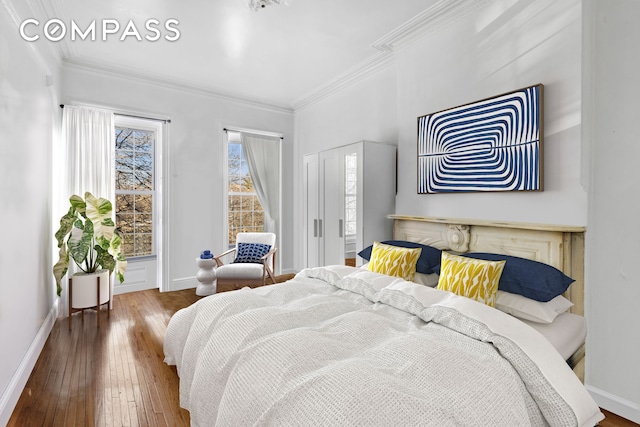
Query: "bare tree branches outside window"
344 153 358 236
115 127 154 257
228 140 264 246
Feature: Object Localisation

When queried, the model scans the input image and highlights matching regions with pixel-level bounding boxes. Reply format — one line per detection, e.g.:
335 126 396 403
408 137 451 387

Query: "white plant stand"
196 257 217 296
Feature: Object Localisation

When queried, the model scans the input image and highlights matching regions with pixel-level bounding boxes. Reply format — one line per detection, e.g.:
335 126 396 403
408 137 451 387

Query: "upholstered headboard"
387 215 585 316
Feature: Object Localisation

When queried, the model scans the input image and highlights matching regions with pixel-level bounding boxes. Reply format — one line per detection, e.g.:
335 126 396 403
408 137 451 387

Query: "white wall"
62 66 295 289
295 1 586 260
294 0 640 422
395 0 586 225
0 2 60 423
293 65 399 269
584 0 640 422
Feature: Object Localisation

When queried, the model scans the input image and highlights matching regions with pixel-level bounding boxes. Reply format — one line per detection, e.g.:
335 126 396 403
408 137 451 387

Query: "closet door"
303 153 320 267
303 141 395 269
321 148 345 266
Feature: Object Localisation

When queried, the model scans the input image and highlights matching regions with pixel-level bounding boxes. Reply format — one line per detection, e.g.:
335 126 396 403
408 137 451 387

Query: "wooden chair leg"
108 276 111 319
262 254 277 285
68 278 73 331
97 276 100 328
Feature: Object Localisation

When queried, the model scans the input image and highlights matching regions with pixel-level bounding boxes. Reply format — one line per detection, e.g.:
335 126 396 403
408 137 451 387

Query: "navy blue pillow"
234 242 272 264
434 253 574 302
358 240 442 274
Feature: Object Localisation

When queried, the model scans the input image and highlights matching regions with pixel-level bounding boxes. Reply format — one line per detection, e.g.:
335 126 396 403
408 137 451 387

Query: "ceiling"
35 0 439 110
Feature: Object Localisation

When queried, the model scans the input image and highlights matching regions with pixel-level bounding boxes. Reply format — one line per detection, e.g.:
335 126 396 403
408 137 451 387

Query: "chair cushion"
216 263 265 279
234 242 272 264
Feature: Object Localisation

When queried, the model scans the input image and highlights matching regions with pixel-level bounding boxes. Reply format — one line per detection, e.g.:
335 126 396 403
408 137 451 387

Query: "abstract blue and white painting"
417 84 543 193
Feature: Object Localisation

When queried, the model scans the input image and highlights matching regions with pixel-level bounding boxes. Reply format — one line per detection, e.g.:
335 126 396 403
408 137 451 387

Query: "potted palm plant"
53 192 127 309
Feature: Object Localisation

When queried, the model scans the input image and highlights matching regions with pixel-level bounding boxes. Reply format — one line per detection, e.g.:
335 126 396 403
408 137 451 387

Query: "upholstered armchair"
214 232 277 290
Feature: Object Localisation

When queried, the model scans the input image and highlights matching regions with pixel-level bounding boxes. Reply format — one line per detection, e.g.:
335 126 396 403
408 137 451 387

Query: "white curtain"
241 133 280 234
59 106 115 311
62 106 115 200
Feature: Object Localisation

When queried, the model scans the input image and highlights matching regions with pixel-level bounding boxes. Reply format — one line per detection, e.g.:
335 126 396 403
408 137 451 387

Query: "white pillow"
495 291 573 323
363 263 439 287
412 272 439 287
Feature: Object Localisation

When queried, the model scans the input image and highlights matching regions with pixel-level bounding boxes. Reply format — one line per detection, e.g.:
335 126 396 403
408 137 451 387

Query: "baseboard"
113 283 159 295
280 268 298 275
171 276 198 291
0 297 59 426
587 385 640 424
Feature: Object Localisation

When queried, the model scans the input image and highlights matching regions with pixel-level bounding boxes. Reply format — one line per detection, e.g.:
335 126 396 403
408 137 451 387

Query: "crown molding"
26 0 291 113
63 58 294 115
42 0 76 59
2 0 62 72
9 0 492 113
292 0 492 111
21 0 68 63
371 0 491 52
291 51 395 111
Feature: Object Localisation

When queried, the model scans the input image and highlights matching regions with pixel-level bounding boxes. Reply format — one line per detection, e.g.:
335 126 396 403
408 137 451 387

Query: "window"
227 132 264 246
115 123 156 258
344 152 357 237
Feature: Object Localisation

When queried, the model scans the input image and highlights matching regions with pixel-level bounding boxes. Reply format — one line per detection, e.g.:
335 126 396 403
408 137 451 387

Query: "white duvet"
164 266 603 427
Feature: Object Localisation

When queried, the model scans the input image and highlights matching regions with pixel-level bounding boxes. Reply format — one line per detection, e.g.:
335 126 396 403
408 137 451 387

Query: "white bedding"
164 265 603 427
524 312 587 361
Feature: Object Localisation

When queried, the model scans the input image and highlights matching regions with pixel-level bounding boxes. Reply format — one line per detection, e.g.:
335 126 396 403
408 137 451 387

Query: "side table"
195 257 217 296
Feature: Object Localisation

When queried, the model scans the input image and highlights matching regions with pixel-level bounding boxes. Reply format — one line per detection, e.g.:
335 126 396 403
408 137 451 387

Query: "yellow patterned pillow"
367 242 422 281
436 252 506 307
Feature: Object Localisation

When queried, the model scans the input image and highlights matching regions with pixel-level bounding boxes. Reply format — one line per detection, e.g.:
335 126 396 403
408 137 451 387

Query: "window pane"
228 159 242 174
116 194 134 213
134 234 153 256
121 234 134 257
134 195 152 213
115 125 156 258
228 195 241 210
117 213 134 234
228 227 237 245
136 152 152 172
116 150 134 173
116 172 135 191
135 214 153 233
116 128 135 150
240 195 253 211
134 171 152 191
254 210 264 225
228 143 242 160
116 126 154 192
133 130 153 152
228 175 244 193
227 138 264 248
116 193 154 258
241 168 252 192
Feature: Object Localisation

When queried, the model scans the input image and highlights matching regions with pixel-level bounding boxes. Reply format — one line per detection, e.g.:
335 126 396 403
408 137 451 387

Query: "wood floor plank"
9 288 199 426
600 410 640 427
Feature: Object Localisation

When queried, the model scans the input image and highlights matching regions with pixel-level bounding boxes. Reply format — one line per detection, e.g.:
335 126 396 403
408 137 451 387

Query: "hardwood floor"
9 288 200 427
600 410 640 427
9 286 639 426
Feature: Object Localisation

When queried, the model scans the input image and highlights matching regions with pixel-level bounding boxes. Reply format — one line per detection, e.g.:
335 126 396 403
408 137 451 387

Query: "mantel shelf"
387 215 585 233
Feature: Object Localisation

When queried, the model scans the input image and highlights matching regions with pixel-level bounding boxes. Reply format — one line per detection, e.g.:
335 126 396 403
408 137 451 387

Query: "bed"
164 216 603 426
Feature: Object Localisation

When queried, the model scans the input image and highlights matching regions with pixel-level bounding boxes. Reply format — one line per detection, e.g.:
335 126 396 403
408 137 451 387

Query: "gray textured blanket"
164 266 602 427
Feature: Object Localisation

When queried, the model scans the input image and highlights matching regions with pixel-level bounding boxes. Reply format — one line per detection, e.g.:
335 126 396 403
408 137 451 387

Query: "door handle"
313 219 318 237
339 219 343 238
